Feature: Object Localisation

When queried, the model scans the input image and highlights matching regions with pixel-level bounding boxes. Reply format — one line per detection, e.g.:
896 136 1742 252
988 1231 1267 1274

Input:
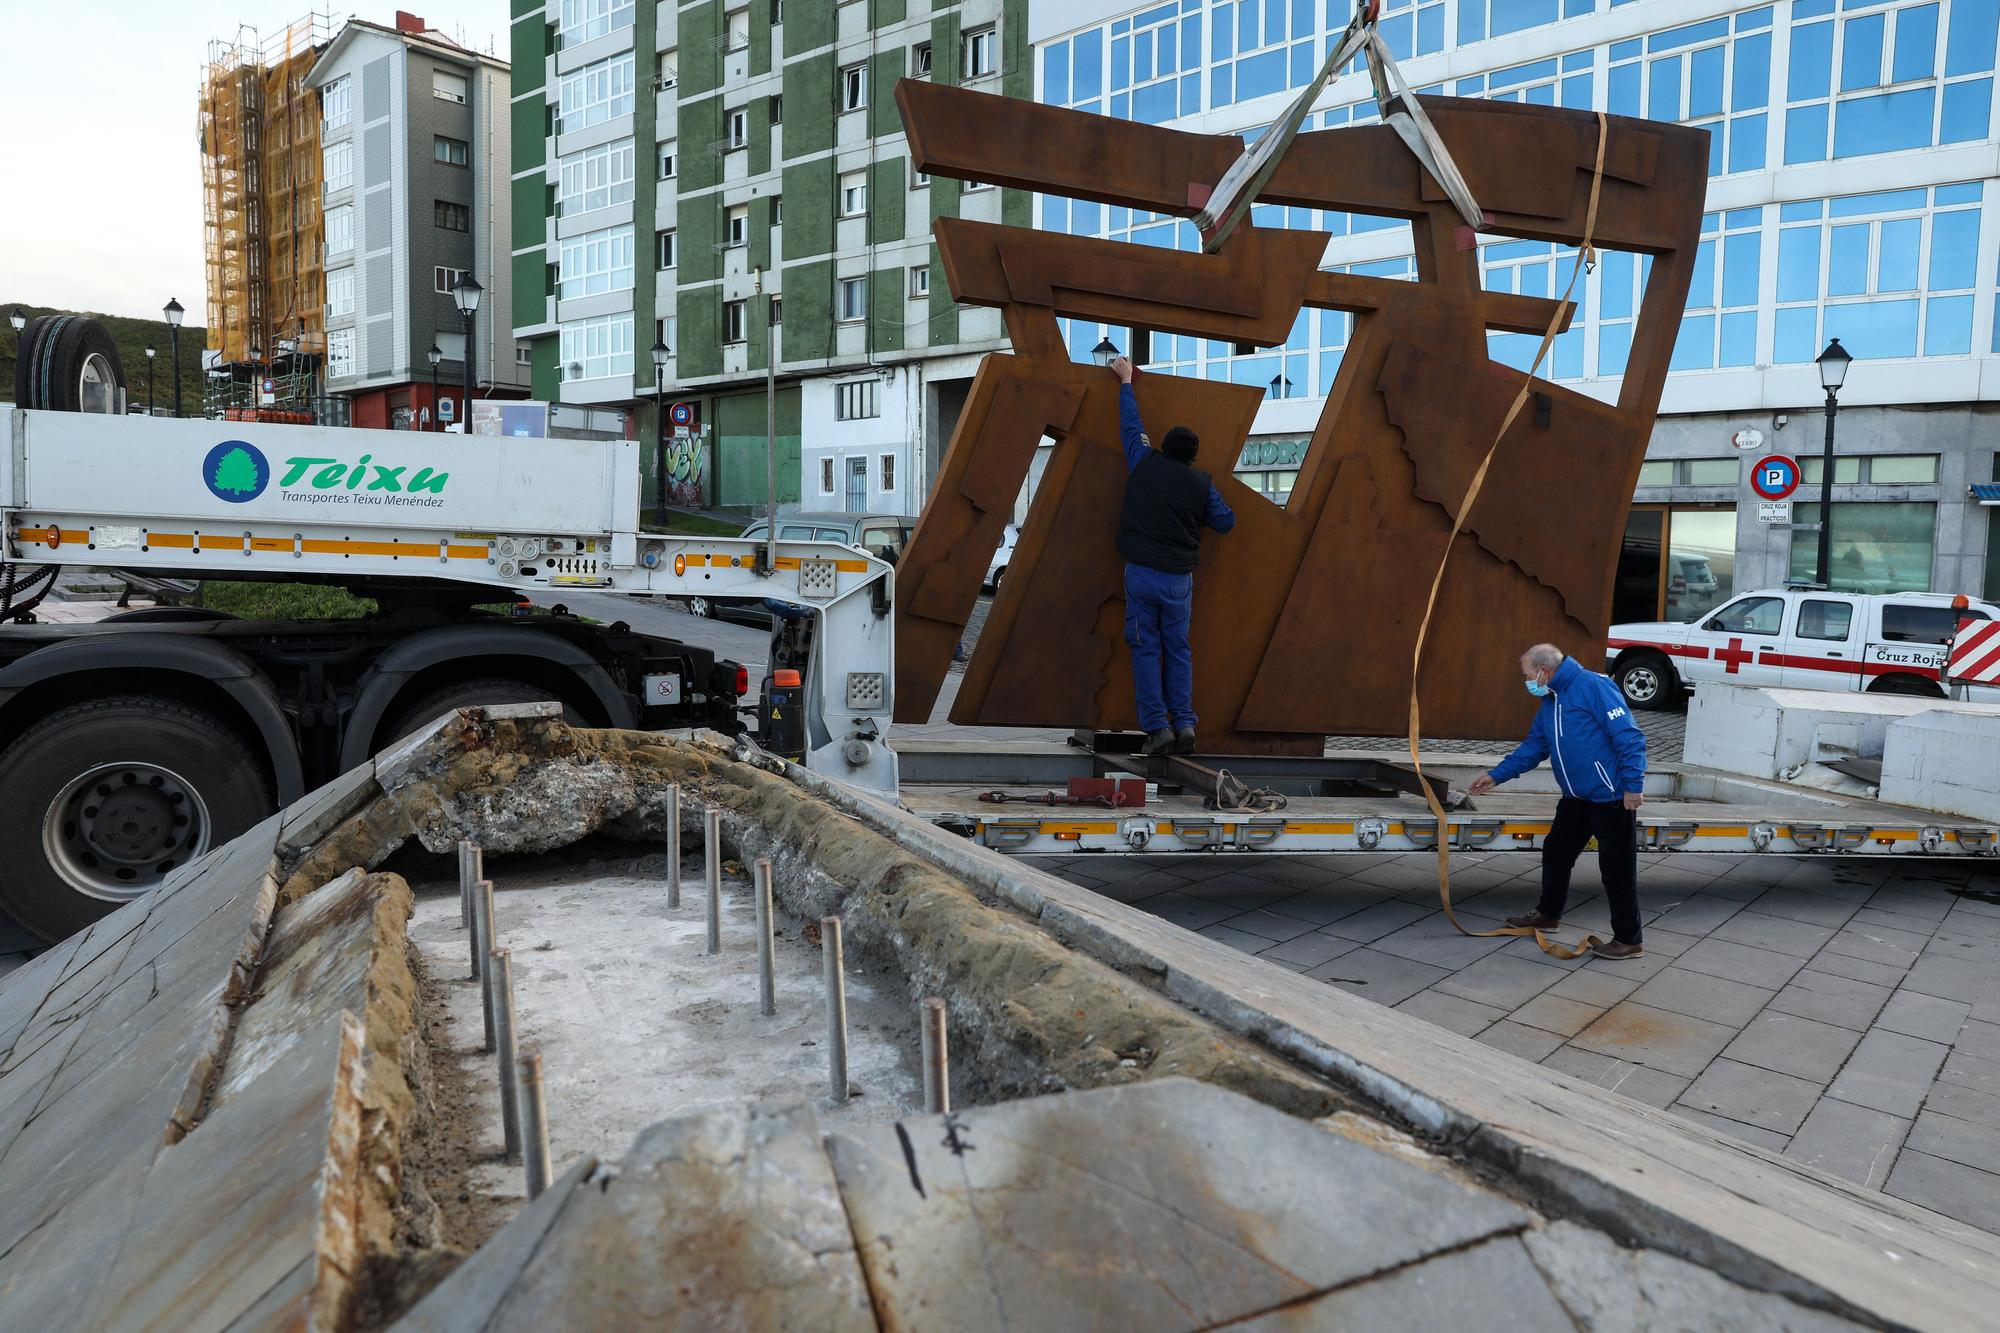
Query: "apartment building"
509 0 1029 513
1035 0 2000 611
308 13 529 429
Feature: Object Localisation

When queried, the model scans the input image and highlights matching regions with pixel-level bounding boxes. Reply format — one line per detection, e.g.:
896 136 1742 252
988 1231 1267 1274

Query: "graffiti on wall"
664 431 706 507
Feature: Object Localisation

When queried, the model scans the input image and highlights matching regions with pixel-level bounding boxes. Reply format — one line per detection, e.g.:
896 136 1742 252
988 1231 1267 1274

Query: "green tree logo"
212 447 260 495
202 440 270 503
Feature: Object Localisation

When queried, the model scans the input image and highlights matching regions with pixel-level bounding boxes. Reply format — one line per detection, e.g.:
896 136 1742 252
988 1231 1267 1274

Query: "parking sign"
1749 453 1800 501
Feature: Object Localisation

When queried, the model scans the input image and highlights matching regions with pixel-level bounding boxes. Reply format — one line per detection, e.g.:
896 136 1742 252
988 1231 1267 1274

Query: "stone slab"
826 1079 1529 1332
1673 937 1809 990
1876 990 1971 1045
1678 1059 1825 1135
1784 1099 1911 1191
1540 1047 1691 1110
1430 952 1565 1009
1232 1236 1572 1331
1885 1150 2000 1235
1393 988 1506 1038
1904 1108 2000 1175
1628 966 1776 1027
1825 1030 1951 1119
1765 969 1894 1032
1720 1011 1864 1083
1570 1001 1739 1078
393 1157 600 1333
276 759 384 860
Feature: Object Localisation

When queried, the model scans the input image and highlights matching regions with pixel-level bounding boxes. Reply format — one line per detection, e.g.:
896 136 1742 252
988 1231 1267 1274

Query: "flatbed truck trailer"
0 397 896 940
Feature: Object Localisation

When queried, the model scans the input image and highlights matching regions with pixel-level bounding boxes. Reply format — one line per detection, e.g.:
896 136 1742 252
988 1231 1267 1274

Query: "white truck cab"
1606 588 2000 709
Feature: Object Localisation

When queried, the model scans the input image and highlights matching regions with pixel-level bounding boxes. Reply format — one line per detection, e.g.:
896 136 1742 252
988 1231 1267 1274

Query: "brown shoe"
1505 912 1560 930
1592 940 1645 960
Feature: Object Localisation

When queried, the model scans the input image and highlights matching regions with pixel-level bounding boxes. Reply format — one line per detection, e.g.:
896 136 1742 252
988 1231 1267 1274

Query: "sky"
0 2 506 324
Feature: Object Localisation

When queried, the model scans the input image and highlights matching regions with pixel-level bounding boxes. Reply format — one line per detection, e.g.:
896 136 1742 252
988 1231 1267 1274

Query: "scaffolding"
200 12 334 414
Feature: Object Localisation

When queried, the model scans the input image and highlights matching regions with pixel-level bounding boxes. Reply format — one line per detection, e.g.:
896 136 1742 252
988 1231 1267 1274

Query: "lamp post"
651 339 670 522
144 347 156 415
1268 372 1292 401
1812 337 1852 590
164 298 185 418
7 309 22 333
427 343 443 432
451 276 483 433
1091 336 1120 367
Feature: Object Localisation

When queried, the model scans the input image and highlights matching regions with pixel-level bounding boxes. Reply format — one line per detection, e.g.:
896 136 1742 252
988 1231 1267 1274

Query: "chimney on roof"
395 11 427 34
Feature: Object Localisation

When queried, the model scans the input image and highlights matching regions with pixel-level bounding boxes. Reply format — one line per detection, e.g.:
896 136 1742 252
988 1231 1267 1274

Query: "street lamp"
1268 372 1292 401
164 298 185 418
451 275 483 433
1091 337 1120 367
1812 337 1852 589
651 339 670 522
426 343 443 432
144 346 156 416
7 309 23 333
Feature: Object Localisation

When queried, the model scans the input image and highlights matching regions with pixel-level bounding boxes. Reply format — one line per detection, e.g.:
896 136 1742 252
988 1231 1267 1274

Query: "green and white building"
509 0 1031 513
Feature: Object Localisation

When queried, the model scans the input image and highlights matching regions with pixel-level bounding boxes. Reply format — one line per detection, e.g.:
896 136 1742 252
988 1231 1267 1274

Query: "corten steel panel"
892 81 1707 746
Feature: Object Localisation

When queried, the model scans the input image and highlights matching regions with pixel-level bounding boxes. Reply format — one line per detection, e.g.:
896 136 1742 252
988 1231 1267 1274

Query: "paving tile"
1672 937 1806 990
1185 882 1299 912
1765 969 1893 1032
1474 1020 1567 1063
1874 990 1970 1045
1848 907 1948 943
1570 1001 1738 1079
1509 994 1605 1038
1805 950 1910 988
1782 1099 1910 1190
1936 1050 2000 1098
1707 912 1837 959
1925 930 2000 966
1668 1105 1792 1153
1539 1046 1690 1109
1904 1107 2000 1175
1745 887 1862 929
1953 1019 2000 1064
1393 989 1506 1038
1883 1150 2000 1233
1254 887 1393 927
1863 888 1955 924
1196 924 1275 955
1316 900 1436 943
1215 908 1320 943
1920 1078 2000 1129
1677 1058 1824 1134
1141 892 1239 933
1714 858 1804 892
1900 954 1991 1004
1254 931 1360 970
1644 896 1746 938
1368 916 1514 970
1719 1011 1862 1083
1825 1030 1950 1119
1303 948 1450 1007
1629 966 1776 1027
1430 953 1565 1009
1540 967 1644 1008
1821 926 1925 971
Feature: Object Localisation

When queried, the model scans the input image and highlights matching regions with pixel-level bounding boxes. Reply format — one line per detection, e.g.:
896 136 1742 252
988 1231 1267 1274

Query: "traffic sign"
669 400 697 428
1749 453 1800 501
1758 500 1792 524
438 397 455 421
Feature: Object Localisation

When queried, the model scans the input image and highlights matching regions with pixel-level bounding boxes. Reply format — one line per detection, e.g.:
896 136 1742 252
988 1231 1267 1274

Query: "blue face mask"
1525 677 1551 698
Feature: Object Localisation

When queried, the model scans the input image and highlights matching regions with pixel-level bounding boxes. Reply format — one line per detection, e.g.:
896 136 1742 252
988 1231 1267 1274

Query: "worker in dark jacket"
1110 356 1235 756
1468 644 1649 959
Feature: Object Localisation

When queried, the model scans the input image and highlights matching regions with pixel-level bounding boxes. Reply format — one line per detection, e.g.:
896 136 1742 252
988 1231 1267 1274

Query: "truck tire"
14 314 124 413
0 696 275 942
1867 674 1943 698
383 678 586 744
1614 652 1679 710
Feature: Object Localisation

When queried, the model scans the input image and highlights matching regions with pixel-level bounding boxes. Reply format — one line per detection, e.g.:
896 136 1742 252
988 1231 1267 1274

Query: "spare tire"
15 314 125 413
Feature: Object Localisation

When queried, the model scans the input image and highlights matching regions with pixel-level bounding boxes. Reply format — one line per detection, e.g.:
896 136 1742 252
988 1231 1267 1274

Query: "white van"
1605 588 2000 709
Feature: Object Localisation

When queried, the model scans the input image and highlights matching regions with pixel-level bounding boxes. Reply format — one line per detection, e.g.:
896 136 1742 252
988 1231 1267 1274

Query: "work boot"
1173 726 1198 755
1592 940 1646 960
1140 728 1176 757
1504 911 1561 930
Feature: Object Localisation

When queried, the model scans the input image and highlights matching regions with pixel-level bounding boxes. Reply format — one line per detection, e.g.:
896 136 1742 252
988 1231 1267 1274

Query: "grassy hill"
0 301 210 412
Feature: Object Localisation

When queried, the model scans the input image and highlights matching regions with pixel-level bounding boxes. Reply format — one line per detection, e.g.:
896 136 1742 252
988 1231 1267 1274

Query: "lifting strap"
1405 111 1612 963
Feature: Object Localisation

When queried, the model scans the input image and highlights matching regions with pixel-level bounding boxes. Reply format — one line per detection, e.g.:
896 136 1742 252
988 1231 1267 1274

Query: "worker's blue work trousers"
1124 563 1195 733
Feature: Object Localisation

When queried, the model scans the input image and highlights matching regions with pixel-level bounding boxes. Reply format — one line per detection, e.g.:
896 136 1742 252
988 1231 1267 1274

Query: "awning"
1971 483 2000 506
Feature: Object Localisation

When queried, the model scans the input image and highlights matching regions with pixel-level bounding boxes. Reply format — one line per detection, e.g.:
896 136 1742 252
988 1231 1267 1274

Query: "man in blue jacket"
1468 643 1649 959
1110 356 1235 755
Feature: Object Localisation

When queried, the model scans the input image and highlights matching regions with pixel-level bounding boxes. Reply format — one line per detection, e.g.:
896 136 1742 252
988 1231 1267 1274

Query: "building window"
726 8 750 51
772 0 784 22
912 166 929 188
724 299 747 344
913 42 932 78
434 266 467 294
770 195 783 228
840 62 867 112
964 178 992 192
325 205 354 256
323 77 351 130
821 458 835 493
326 267 355 318
769 93 783 124
880 453 895 491
726 107 748 148
516 345 533 366
839 171 867 217
655 228 676 268
726 204 748 247
558 223 635 298
1787 502 1938 594
963 25 997 80
433 69 468 104
557 138 636 215
557 312 634 380
1781 0 1996 166
835 378 879 419
658 144 676 179
327 328 356 378
1802 454 1941 485
323 141 353 193
557 0 635 47
657 50 677 92
435 201 470 232
559 52 636 132
656 315 678 352
434 135 469 166
838 277 867 323
909 265 929 298
769 297 782 325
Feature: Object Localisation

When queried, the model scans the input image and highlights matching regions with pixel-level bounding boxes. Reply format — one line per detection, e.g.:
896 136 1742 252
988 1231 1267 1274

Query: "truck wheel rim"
43 762 212 902
77 351 119 414
1625 667 1659 701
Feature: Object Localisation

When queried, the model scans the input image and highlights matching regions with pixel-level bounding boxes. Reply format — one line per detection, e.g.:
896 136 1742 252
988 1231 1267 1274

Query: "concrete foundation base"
1881 709 2000 822
1685 683 2000 785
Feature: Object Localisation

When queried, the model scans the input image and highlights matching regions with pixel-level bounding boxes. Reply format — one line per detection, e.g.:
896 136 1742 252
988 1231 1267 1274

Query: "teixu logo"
203 441 269 503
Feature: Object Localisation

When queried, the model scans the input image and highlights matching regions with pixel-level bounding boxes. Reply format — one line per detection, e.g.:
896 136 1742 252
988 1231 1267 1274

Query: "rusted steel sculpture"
893 80 1707 751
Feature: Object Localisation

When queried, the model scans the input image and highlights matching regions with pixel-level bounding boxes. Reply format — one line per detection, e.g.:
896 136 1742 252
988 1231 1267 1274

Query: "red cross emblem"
1715 637 1754 674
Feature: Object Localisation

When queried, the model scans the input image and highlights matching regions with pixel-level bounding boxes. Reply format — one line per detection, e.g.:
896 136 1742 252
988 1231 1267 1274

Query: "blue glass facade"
1035 0 2000 403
